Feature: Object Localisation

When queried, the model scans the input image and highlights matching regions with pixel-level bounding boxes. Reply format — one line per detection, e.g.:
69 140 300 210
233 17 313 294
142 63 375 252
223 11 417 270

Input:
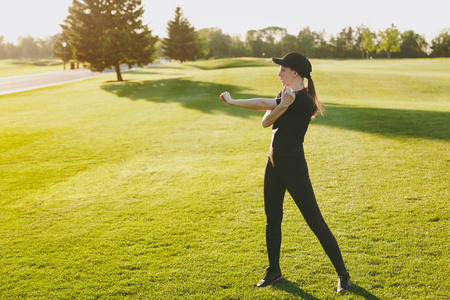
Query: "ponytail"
306 77 323 119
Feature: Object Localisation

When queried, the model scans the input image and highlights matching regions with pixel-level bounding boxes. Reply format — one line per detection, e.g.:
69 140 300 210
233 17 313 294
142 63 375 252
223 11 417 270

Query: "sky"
1 0 449 44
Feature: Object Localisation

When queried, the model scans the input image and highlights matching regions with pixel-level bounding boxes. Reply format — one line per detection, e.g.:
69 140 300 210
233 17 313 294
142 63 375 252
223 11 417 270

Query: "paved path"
0 63 163 96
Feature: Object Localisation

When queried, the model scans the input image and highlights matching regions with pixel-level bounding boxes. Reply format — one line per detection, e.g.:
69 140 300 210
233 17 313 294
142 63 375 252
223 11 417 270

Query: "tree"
310 30 332 58
18 36 40 58
0 35 6 59
230 35 249 57
259 26 286 57
280 34 299 54
246 30 263 57
354 25 366 58
362 28 377 58
331 34 347 58
61 0 158 81
297 27 315 57
38 35 60 58
198 28 231 58
163 6 199 62
260 27 287 45
339 26 355 58
377 24 401 59
430 29 450 57
2 42 20 59
400 30 428 58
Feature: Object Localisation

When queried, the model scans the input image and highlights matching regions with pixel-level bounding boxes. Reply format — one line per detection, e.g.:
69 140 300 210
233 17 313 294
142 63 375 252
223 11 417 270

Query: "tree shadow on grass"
102 78 450 141
314 103 450 141
101 78 270 118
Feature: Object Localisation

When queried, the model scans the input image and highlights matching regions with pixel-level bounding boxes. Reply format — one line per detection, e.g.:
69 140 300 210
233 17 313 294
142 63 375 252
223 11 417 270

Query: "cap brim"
272 57 287 66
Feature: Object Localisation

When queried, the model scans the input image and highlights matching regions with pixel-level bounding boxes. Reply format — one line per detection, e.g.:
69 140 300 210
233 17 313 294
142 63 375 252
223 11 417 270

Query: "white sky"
1 0 449 44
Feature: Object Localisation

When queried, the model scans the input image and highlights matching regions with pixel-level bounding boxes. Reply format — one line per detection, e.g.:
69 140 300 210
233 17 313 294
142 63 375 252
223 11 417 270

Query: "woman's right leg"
263 157 286 270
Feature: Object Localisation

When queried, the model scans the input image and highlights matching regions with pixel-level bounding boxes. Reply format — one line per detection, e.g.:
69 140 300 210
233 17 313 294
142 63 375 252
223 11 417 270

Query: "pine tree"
163 6 198 62
61 0 158 81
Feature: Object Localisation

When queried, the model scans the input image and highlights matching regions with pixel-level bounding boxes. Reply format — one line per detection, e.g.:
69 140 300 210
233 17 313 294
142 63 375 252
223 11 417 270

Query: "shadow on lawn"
101 78 267 118
273 279 321 300
349 284 382 300
102 78 449 141
274 280 381 300
314 103 450 141
11 59 61 67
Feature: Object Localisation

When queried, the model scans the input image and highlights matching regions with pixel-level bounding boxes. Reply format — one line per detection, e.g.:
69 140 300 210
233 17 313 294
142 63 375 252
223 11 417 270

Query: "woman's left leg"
277 155 348 276
292 178 347 275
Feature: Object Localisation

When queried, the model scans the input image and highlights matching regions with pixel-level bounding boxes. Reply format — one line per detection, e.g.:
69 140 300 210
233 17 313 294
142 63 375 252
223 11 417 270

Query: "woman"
219 52 351 292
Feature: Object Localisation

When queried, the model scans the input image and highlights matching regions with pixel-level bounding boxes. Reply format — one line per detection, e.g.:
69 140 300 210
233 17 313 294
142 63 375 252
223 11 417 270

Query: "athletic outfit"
263 89 348 277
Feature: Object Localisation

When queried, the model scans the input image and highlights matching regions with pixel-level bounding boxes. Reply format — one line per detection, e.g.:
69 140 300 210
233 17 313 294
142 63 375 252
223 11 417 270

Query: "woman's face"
277 66 297 87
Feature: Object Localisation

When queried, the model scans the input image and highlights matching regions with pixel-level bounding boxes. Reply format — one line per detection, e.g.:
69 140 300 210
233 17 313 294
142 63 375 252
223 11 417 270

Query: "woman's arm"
220 92 277 111
261 103 289 128
261 86 295 128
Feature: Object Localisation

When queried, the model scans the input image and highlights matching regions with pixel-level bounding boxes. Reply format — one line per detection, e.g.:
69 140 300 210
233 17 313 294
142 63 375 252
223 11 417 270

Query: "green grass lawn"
1 57 449 299
0 59 64 77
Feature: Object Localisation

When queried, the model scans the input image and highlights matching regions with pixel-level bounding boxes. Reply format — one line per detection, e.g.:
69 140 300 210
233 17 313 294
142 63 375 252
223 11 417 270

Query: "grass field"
0 59 63 78
0 58 449 299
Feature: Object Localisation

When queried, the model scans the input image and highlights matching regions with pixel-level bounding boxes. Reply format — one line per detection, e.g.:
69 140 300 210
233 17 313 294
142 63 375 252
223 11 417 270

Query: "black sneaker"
336 273 351 292
256 267 283 287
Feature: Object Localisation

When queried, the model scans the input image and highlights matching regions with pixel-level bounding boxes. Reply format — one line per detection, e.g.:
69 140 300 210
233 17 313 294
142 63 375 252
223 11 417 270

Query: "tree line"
198 25 449 60
1 1 448 80
0 35 59 59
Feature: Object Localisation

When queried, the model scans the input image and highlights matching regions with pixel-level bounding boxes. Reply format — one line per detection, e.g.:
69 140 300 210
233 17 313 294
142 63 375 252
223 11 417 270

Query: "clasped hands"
279 85 295 107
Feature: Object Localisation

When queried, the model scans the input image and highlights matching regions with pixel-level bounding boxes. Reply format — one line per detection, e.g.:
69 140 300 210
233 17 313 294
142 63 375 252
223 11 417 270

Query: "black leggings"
264 153 347 275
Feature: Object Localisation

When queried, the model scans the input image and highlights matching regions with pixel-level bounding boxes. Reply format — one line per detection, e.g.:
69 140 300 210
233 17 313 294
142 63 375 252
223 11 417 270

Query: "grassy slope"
0 59 64 78
0 58 449 299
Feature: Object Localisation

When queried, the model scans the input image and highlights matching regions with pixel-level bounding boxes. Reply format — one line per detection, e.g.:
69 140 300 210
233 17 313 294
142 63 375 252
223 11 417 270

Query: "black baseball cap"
272 52 312 79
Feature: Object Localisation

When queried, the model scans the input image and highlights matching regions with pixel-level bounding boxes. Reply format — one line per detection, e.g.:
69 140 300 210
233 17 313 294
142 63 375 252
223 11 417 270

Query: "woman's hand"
220 91 233 104
280 85 295 107
219 92 277 110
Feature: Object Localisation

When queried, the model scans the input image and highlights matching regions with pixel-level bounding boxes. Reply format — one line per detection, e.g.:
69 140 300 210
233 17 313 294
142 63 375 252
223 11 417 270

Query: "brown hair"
306 77 323 118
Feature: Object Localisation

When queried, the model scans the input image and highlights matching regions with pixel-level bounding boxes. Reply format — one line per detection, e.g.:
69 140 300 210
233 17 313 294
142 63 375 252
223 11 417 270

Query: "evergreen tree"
163 6 198 62
61 0 158 81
